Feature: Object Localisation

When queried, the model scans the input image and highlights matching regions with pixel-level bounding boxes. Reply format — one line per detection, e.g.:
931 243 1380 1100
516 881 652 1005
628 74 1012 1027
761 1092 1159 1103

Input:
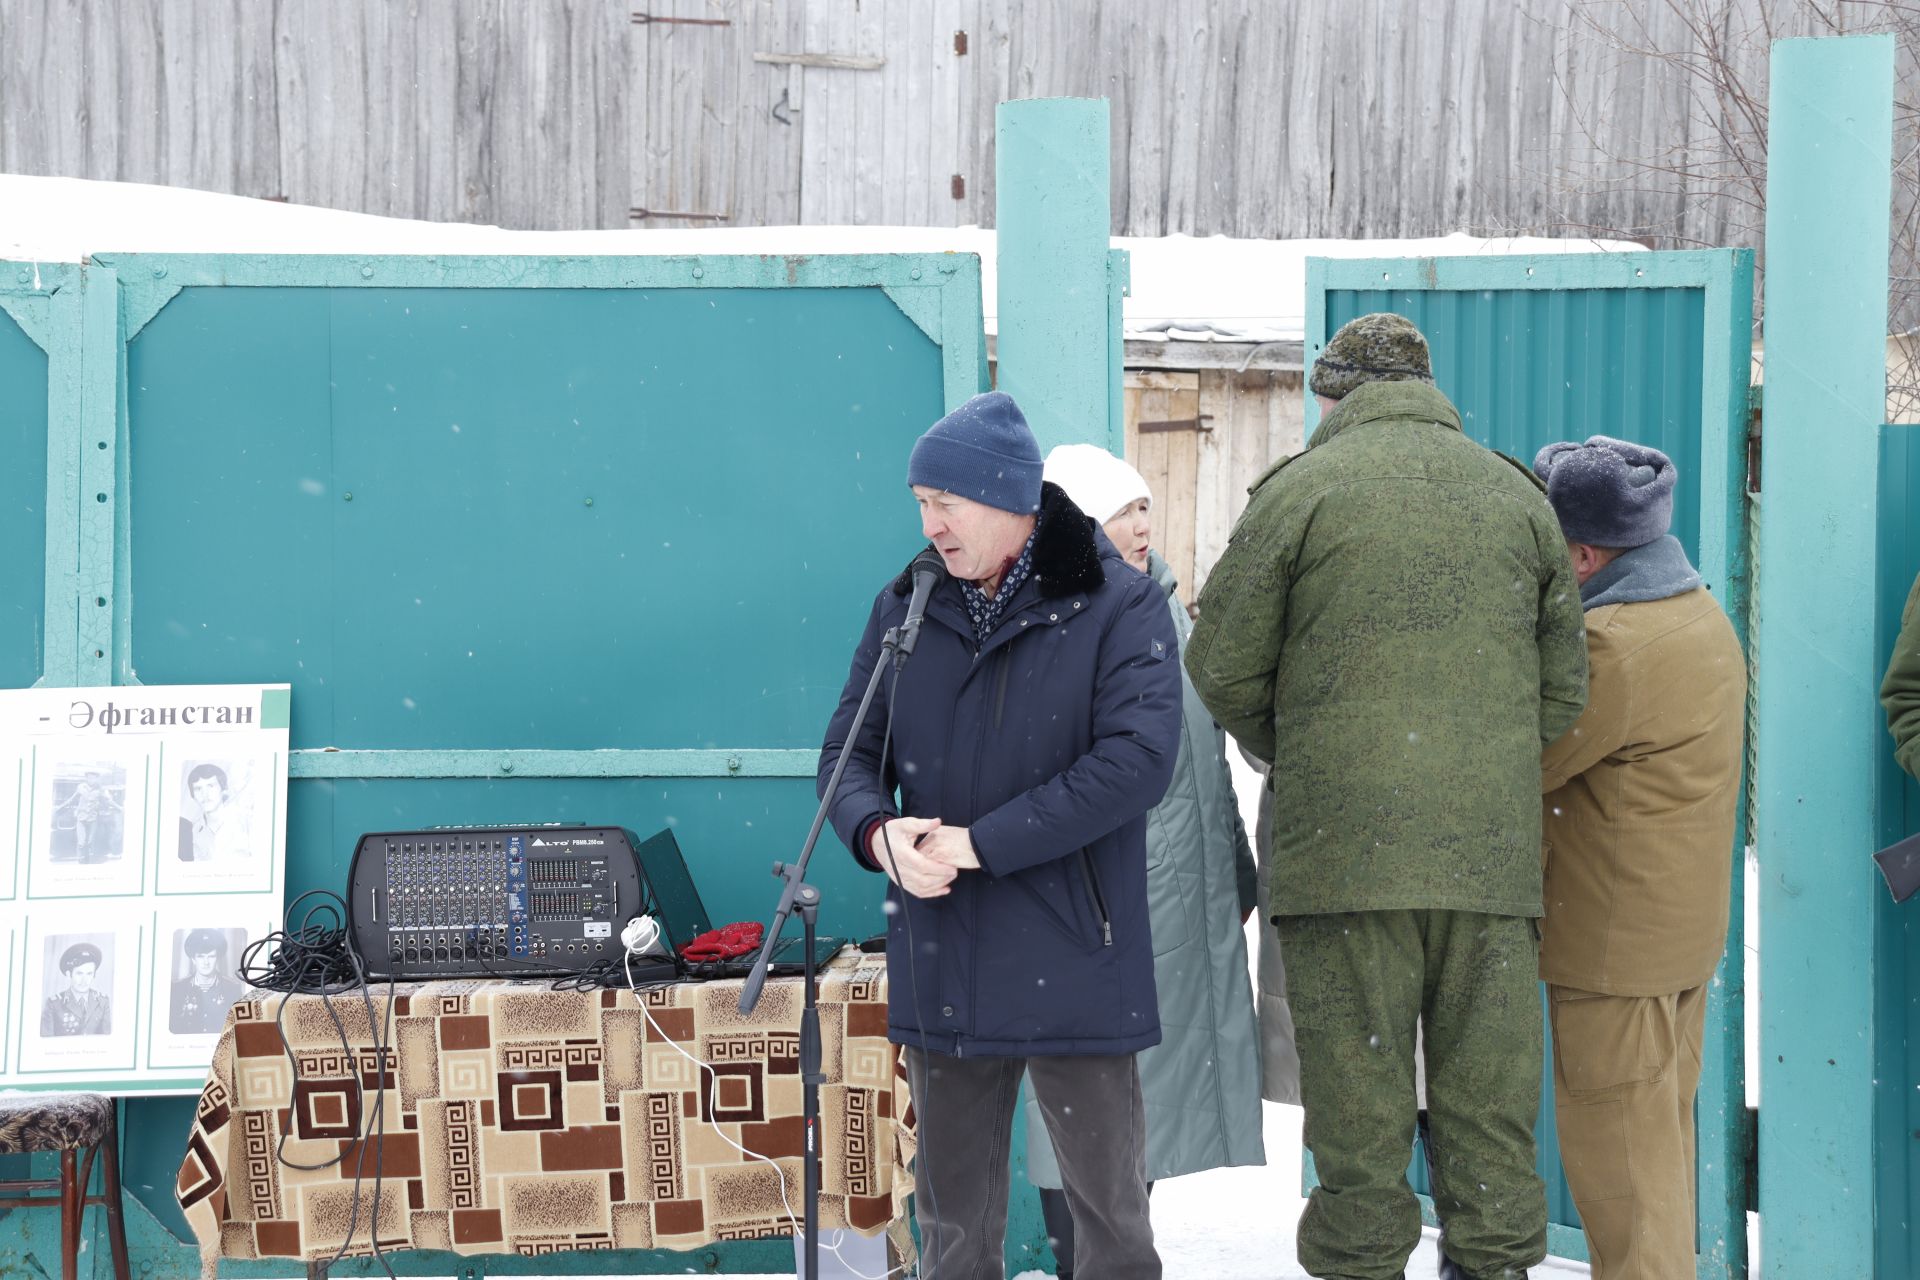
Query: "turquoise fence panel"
2 251 988 1277
1310 249 1754 1274
0 302 48 690
1876 424 1920 1279
123 284 337 710
0 265 79 691
125 283 945 752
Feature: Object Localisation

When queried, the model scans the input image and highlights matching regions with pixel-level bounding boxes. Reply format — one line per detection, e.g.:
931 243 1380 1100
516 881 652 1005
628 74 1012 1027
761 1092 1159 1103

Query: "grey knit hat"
1532 436 1678 549
1309 313 1436 400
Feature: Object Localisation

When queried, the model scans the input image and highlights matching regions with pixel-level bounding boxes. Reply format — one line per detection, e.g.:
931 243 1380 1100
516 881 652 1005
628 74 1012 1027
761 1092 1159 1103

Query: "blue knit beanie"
907 392 1044 514
1532 435 1678 549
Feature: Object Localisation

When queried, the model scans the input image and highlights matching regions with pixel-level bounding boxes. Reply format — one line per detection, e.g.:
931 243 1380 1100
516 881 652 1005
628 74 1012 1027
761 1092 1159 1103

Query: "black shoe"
1435 1250 1470 1280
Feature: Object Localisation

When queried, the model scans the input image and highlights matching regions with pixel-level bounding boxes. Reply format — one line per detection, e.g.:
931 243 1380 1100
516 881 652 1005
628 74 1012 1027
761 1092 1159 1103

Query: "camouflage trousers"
1279 909 1547 1280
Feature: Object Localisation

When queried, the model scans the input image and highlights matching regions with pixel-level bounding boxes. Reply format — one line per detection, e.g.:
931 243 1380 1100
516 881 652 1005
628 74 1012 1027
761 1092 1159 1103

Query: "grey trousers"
1038 1182 1154 1277
904 1047 1160 1280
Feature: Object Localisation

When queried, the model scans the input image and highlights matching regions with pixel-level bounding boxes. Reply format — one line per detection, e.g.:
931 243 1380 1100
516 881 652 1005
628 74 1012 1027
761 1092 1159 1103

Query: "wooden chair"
0 1092 132 1280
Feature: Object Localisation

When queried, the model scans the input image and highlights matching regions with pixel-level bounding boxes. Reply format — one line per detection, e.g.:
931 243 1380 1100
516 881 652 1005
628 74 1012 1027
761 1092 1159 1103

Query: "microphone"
895 547 946 667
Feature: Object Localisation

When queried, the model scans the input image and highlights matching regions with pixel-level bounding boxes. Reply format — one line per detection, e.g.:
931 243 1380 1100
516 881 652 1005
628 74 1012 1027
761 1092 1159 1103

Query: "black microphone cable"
238 890 398 1278
873 658 944 1280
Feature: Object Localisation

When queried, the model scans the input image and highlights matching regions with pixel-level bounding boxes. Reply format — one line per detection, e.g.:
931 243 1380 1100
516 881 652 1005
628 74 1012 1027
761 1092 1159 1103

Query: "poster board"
0 684 288 1094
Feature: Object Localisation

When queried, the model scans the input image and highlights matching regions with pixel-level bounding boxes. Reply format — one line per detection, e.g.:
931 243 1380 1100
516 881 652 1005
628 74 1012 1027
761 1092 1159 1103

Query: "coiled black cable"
238 890 397 1279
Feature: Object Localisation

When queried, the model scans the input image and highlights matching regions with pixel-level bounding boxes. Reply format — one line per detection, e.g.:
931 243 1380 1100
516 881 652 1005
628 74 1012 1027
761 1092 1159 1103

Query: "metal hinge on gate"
629 207 730 223
1746 384 1763 494
632 11 731 25
1139 414 1215 434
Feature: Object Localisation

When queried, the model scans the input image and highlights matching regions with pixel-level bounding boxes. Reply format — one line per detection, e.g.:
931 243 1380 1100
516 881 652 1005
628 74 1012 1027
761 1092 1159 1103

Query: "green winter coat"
1886 572 1920 780
1025 551 1267 1186
1186 380 1588 918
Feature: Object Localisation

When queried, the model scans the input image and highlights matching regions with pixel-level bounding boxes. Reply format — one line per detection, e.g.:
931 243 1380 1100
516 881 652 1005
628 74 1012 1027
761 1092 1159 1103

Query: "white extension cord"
620 914 669 958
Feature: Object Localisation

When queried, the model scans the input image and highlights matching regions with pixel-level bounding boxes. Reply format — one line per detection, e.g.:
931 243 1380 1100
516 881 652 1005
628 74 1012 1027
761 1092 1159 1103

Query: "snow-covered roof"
0 174 1643 344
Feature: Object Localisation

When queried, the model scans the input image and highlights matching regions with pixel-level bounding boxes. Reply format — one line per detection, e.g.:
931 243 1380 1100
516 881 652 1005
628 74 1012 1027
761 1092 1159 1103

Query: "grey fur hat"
1532 435 1678 549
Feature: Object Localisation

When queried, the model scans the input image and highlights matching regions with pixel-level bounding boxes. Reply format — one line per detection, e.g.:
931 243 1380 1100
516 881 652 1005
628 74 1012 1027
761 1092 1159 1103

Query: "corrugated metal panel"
1324 286 1708 568
0 306 46 690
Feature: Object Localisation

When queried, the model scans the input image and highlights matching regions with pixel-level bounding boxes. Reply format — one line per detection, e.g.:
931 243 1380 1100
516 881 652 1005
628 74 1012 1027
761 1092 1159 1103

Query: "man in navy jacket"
820 392 1183 1279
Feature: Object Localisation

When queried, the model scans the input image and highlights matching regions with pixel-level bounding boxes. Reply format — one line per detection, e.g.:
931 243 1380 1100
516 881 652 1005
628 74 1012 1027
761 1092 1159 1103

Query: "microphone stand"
740 620 910 1280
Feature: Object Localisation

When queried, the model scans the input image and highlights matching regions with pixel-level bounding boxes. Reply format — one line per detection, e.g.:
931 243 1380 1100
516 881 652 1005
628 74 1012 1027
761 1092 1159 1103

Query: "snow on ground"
0 174 1643 345
720 1103 1592 1280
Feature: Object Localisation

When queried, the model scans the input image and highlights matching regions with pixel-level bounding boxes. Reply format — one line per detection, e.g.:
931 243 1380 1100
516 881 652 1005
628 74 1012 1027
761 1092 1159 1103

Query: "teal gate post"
993 94 1129 1275
1755 33 1896 1280
995 97 1126 460
1307 248 1756 1275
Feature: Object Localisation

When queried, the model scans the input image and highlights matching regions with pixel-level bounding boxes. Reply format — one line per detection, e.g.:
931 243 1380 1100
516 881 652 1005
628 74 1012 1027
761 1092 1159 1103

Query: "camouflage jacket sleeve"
1885 572 1920 780
1184 484 1294 765
1535 517 1590 745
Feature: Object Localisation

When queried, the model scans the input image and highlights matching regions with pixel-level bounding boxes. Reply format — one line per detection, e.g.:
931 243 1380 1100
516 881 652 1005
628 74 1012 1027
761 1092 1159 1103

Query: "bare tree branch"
1555 0 1920 416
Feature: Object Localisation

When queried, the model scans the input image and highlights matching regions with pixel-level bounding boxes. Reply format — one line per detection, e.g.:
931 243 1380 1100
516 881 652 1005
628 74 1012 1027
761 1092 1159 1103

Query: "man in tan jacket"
1531 438 1746 1280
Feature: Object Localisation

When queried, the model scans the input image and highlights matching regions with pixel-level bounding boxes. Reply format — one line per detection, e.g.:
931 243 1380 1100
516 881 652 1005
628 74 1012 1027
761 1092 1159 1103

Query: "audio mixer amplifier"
346 826 644 980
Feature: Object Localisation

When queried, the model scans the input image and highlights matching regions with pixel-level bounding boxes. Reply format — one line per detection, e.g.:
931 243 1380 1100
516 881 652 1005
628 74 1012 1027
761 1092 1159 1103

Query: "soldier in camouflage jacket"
1186 313 1587 1280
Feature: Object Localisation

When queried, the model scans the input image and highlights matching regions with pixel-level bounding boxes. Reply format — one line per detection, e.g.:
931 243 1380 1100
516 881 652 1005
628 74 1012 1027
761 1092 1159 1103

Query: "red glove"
679 921 765 963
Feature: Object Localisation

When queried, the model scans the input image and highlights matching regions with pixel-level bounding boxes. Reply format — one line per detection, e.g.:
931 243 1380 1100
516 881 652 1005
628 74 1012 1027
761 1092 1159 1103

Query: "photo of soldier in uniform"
174 759 258 864
167 927 247 1035
40 935 113 1037
47 764 126 865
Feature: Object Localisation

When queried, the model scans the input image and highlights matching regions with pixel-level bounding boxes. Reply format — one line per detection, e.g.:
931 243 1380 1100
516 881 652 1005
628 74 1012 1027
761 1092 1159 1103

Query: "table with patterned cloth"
174 949 914 1273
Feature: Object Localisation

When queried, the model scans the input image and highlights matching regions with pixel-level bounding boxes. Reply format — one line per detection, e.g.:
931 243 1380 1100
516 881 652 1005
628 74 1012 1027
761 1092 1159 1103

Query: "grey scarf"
1579 534 1703 609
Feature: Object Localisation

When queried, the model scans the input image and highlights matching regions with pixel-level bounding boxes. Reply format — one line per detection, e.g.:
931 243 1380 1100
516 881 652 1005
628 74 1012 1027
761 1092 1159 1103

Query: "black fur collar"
893 481 1107 598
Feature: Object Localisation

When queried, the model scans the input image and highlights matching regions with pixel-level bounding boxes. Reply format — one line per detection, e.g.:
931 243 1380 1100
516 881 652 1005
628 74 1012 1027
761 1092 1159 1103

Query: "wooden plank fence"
0 0 1848 250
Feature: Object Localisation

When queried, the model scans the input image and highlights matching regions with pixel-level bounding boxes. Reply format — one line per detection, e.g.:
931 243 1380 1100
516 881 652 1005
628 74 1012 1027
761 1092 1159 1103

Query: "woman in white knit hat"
1027 443 1281 1278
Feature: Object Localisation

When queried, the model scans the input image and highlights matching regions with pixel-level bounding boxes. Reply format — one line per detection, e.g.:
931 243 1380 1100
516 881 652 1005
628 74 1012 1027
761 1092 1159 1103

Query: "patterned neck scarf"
958 524 1040 646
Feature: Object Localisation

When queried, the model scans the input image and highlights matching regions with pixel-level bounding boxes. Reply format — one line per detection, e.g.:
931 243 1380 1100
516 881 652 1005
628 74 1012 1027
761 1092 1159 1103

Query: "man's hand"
917 824 981 871
869 817 957 899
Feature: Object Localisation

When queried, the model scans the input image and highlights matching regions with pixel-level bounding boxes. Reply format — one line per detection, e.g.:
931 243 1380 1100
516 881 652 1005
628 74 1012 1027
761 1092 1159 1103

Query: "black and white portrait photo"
47 762 127 865
174 758 258 864
167 927 247 1035
39 932 114 1037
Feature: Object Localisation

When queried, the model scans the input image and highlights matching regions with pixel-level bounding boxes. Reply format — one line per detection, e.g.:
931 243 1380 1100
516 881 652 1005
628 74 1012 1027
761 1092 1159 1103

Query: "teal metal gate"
1306 248 1755 1275
1876 423 1920 1280
1 251 985 1275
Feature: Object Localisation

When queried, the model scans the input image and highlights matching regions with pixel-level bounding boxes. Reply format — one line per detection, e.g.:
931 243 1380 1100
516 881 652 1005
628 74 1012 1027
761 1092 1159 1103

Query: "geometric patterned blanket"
174 950 913 1273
